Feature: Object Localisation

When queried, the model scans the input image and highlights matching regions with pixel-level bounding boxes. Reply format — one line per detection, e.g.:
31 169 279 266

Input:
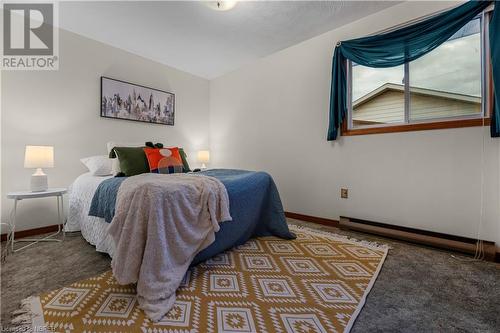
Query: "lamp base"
31 168 48 192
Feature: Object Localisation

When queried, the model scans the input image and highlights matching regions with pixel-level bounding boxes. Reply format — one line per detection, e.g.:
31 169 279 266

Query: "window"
345 13 490 135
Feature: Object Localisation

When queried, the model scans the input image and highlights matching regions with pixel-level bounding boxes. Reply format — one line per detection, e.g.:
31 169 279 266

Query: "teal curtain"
490 2 500 137
328 0 493 141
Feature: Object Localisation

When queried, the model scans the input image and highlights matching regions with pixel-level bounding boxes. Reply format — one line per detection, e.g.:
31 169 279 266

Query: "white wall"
1 28 210 231
210 1 500 245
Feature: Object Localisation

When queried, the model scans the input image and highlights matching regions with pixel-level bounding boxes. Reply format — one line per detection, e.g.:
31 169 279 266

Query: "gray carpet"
1 219 499 332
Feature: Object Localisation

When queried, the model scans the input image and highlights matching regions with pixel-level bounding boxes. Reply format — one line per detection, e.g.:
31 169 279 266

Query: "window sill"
341 118 491 136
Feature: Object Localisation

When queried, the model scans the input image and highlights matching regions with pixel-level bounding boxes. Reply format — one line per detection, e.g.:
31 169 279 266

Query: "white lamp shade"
24 145 54 168
197 150 210 164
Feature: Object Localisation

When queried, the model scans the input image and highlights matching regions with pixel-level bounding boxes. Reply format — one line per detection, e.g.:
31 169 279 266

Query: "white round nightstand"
6 188 67 253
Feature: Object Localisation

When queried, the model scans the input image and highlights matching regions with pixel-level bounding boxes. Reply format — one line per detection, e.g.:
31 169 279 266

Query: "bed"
67 169 294 262
67 168 295 320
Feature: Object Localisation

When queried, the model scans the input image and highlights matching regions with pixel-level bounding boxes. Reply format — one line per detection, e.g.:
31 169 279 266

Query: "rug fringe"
289 224 391 251
10 296 46 333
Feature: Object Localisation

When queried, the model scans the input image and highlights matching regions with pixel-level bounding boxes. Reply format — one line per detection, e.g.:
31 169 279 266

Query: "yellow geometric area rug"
13 225 388 333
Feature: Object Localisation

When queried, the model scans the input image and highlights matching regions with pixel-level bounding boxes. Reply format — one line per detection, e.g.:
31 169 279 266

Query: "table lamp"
197 150 210 169
24 145 54 192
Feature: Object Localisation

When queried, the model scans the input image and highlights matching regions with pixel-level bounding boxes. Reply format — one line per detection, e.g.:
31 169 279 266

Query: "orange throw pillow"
143 147 184 174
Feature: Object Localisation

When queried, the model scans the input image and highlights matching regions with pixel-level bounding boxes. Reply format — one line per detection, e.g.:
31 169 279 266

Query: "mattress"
67 173 116 256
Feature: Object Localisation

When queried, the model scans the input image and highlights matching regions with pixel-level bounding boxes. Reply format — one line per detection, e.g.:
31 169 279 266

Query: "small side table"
6 188 67 253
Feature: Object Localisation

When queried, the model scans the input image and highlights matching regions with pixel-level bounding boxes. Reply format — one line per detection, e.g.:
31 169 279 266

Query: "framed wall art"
101 76 175 125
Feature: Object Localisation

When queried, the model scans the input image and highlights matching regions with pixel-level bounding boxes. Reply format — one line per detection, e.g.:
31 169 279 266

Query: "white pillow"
80 155 113 176
106 141 144 175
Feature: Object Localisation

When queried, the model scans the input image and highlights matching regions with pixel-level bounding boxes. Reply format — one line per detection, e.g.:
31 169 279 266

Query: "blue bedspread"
89 169 295 264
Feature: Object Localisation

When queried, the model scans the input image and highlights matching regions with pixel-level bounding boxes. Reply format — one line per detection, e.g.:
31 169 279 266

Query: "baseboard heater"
339 216 497 262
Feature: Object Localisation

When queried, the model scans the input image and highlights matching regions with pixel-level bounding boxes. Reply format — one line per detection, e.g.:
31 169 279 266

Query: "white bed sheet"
67 172 115 256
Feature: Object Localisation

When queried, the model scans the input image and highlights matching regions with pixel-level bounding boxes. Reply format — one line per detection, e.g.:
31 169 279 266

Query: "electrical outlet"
341 188 348 199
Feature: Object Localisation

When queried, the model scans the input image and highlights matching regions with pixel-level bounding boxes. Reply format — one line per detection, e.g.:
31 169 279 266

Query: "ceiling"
59 1 400 79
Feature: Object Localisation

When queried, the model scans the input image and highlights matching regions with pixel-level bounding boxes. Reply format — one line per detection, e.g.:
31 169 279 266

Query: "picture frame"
100 76 175 126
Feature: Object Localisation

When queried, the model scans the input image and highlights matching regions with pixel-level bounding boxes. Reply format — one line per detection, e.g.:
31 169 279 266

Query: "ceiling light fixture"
206 1 237 11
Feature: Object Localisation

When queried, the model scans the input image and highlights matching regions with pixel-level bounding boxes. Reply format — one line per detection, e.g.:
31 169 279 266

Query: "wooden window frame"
342 12 492 137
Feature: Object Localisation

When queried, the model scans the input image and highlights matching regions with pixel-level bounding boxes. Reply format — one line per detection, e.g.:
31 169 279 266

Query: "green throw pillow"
112 147 150 176
178 148 191 173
